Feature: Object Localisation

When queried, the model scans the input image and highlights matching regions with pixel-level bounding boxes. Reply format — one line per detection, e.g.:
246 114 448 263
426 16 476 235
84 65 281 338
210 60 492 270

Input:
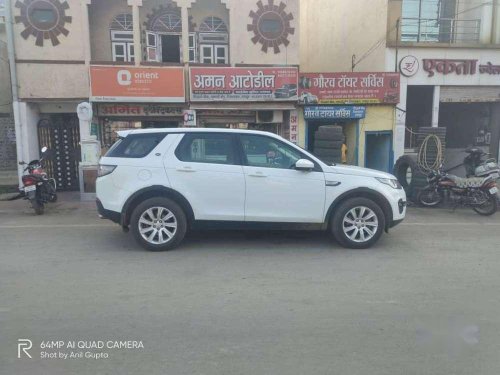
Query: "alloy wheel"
342 206 379 243
138 207 178 245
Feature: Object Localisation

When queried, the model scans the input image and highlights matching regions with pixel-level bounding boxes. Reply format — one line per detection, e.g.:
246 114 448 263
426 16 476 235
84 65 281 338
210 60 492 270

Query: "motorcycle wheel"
418 188 442 207
473 194 497 216
31 200 45 215
49 193 58 203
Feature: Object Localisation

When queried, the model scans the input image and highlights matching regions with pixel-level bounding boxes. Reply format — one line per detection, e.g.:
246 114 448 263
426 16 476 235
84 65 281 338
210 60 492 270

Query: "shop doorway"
306 120 357 165
365 131 393 172
37 114 81 191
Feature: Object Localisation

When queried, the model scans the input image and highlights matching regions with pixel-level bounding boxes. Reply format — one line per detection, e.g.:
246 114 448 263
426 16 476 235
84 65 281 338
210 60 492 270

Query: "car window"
105 133 167 158
240 134 303 169
176 134 237 165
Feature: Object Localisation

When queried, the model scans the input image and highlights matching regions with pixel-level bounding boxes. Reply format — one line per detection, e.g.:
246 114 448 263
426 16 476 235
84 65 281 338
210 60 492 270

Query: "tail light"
22 176 37 186
32 168 44 175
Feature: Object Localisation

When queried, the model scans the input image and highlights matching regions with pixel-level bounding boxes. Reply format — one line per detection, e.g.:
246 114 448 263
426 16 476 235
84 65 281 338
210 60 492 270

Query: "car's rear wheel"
130 197 187 251
331 198 385 249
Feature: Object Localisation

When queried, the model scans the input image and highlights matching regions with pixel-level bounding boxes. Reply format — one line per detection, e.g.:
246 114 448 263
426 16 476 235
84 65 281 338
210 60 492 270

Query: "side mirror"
41 146 48 154
295 159 315 171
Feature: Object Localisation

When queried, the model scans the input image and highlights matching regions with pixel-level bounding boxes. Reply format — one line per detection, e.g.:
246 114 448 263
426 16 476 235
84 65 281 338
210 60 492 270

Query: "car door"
239 133 326 223
165 133 245 221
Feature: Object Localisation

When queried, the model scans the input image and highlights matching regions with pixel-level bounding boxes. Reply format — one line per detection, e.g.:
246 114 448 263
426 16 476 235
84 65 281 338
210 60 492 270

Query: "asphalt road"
1 198 500 375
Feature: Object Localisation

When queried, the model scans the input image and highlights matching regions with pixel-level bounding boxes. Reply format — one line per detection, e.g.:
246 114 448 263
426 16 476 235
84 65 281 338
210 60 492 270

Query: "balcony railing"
400 18 481 44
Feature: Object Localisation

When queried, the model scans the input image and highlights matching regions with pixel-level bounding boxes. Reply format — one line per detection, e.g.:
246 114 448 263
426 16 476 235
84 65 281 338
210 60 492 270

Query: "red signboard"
90 66 185 103
298 72 400 105
189 67 298 102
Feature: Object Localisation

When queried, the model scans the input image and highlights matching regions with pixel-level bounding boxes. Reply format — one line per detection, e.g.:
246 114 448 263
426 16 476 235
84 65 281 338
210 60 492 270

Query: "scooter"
463 147 500 179
19 147 58 215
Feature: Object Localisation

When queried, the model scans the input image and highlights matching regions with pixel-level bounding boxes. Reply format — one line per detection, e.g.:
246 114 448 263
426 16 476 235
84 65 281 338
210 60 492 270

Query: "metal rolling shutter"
440 86 500 103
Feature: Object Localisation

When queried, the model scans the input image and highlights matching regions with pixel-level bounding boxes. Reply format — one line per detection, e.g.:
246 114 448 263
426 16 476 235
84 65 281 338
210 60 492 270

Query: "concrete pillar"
18 102 40 163
480 3 494 44
132 4 142 65
181 6 189 64
393 82 407 161
490 103 500 162
81 1 92 64
431 86 440 128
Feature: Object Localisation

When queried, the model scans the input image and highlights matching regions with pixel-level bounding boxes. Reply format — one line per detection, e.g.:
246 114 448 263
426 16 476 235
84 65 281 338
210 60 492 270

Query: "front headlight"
376 177 402 189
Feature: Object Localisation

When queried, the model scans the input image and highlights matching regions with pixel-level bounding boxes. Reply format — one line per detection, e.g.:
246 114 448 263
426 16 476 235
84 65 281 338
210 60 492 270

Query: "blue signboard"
304 106 366 120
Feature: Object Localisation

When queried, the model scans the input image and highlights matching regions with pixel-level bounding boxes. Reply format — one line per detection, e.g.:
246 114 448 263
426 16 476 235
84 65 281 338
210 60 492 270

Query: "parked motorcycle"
19 147 57 215
463 147 500 179
418 167 498 216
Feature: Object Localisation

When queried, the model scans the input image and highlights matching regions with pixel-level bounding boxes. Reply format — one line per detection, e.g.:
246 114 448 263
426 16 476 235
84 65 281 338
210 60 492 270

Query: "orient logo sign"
90 66 185 103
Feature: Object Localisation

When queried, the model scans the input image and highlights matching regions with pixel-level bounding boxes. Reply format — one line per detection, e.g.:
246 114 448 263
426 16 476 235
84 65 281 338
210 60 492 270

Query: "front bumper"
96 198 121 224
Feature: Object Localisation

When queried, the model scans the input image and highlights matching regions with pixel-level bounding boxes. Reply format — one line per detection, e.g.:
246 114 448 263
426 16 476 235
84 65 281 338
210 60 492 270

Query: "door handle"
248 171 267 178
176 166 196 173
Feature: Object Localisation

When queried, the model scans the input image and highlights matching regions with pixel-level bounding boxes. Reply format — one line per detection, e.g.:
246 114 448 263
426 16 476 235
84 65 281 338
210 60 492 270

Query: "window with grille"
198 16 229 64
110 13 134 62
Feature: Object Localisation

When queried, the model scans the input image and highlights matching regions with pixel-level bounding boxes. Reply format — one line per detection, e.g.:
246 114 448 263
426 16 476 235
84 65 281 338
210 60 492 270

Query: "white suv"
96 129 406 251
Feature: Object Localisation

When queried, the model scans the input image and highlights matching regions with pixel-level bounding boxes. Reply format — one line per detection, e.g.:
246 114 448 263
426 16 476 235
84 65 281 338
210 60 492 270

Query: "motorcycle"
463 147 500 179
19 146 58 215
418 167 498 216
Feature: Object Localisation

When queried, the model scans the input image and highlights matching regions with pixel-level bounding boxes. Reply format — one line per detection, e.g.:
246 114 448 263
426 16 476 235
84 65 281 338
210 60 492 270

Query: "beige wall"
301 0 387 72
17 63 89 100
188 0 229 33
89 0 131 62
11 0 86 61
226 0 299 66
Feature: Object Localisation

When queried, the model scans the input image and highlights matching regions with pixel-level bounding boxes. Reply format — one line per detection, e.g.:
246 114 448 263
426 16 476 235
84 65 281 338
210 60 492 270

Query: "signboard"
289 110 299 144
304 106 366 120
183 110 197 127
97 104 184 117
396 52 500 86
298 73 400 105
189 67 298 102
90 66 185 103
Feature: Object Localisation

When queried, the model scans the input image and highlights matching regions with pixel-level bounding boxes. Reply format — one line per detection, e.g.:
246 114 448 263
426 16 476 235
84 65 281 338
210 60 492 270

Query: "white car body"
96 128 406 250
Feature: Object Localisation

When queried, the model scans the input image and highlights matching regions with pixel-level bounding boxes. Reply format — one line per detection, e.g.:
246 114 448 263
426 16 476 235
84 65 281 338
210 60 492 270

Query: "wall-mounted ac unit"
256 110 283 123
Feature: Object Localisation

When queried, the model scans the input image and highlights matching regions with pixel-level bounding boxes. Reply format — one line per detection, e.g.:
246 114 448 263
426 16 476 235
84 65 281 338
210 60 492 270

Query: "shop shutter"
440 86 500 103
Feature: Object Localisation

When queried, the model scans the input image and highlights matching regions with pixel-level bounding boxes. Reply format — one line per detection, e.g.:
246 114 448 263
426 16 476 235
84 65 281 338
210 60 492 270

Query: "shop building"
4 0 300 196
296 72 401 172
299 0 402 172
386 0 500 175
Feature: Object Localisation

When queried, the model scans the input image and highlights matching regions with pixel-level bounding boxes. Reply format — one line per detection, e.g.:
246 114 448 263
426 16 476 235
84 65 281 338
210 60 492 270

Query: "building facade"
387 0 500 174
3 0 300 194
300 0 401 172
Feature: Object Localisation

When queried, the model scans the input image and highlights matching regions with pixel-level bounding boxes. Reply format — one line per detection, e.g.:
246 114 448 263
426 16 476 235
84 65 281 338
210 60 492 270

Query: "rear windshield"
105 133 167 158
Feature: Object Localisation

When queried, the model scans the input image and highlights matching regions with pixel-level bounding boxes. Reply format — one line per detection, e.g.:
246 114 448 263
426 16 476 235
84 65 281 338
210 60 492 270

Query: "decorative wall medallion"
247 0 294 54
15 0 72 47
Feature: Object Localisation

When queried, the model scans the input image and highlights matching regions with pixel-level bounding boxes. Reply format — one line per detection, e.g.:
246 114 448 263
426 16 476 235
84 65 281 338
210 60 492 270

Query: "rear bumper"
96 198 121 224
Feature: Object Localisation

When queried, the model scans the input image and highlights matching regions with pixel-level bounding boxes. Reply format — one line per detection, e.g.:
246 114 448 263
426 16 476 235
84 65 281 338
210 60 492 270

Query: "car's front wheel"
331 198 385 249
130 197 187 251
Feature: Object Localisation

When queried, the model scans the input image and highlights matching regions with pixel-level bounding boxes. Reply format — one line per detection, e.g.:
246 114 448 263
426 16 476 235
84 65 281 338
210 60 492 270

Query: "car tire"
314 133 345 141
318 125 343 134
130 197 187 252
314 148 342 157
314 140 343 149
331 198 386 249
